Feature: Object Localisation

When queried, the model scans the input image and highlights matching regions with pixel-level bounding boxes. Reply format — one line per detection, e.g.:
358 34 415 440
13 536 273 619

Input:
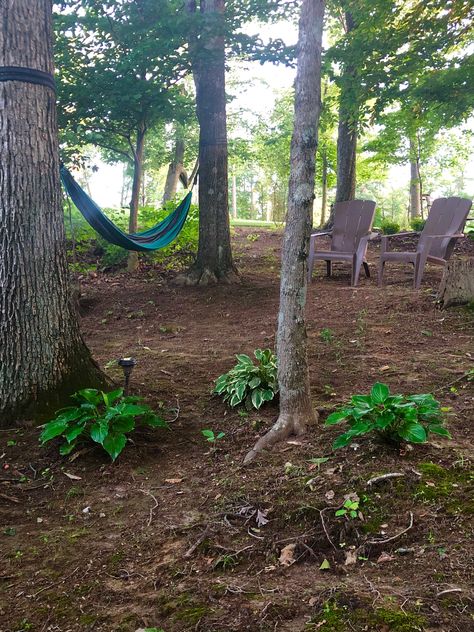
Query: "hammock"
60 166 192 251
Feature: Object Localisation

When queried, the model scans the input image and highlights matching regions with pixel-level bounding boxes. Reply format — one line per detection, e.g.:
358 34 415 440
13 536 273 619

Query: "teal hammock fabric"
60 166 192 252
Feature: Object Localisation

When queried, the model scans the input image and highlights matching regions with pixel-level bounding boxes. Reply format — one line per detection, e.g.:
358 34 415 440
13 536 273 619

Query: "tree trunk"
178 0 238 286
0 0 104 425
326 9 357 228
244 0 324 464
127 124 146 272
163 136 186 203
438 258 474 308
409 137 421 219
321 149 328 226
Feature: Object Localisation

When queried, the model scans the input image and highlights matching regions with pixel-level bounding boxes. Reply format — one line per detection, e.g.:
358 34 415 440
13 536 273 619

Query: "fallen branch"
366 473 405 487
436 588 463 597
139 489 159 527
366 512 414 546
184 525 211 558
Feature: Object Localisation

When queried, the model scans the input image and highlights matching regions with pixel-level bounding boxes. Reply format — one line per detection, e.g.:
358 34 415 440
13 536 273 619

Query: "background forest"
56 0 474 273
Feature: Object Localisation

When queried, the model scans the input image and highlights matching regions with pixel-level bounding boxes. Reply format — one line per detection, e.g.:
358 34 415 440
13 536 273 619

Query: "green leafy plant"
201 429 225 443
214 349 278 410
379 219 401 235
335 498 360 519
40 388 168 461
410 217 426 232
319 327 335 342
325 382 450 450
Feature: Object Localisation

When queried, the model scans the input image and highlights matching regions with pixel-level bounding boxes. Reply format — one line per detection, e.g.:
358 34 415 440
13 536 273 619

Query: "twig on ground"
319 507 338 551
366 472 405 486
184 525 211 558
366 512 414 545
139 489 159 527
436 588 463 597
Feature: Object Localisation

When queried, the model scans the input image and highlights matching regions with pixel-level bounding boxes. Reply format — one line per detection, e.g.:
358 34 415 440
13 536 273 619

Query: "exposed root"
174 266 240 286
243 409 318 465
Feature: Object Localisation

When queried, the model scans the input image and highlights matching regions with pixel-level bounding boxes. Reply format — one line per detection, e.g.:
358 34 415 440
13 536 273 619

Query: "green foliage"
410 217 426 232
379 219 401 235
325 383 450 450
201 429 225 443
319 328 335 343
40 389 168 461
335 498 360 519
214 349 278 410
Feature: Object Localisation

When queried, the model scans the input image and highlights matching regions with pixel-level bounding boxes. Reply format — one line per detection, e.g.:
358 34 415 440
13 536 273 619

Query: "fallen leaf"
319 558 331 570
165 478 183 484
256 509 269 527
325 490 335 501
63 472 82 481
344 549 357 566
379 365 390 372
308 596 318 607
377 552 394 563
279 543 297 566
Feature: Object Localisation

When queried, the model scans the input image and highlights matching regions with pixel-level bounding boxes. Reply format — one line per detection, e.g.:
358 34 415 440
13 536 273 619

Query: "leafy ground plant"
325 382 450 450
214 349 278 410
201 429 225 443
40 389 168 461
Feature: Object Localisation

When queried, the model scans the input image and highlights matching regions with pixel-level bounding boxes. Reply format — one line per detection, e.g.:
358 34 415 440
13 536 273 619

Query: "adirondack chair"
308 200 377 287
378 197 472 289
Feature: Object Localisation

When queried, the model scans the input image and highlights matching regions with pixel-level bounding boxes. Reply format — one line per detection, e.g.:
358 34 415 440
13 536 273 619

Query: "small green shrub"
410 217 426 232
201 429 225 443
40 389 168 461
325 382 450 450
214 349 278 409
380 219 401 235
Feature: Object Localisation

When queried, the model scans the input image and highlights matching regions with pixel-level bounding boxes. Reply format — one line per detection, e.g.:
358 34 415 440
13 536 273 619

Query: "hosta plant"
40 388 168 461
325 382 450 450
214 349 278 410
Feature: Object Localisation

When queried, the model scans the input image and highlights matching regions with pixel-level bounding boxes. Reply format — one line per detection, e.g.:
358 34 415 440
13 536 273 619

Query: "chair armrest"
423 233 464 239
310 230 332 239
382 231 417 239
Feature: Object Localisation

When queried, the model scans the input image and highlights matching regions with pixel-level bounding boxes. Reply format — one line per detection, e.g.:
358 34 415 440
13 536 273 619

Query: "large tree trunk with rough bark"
325 9 357 228
244 0 324 464
178 0 237 286
0 0 104 425
438 258 474 308
320 149 328 226
409 136 422 219
127 124 146 272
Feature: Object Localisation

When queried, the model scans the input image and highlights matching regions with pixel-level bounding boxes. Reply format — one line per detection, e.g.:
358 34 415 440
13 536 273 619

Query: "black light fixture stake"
118 357 137 396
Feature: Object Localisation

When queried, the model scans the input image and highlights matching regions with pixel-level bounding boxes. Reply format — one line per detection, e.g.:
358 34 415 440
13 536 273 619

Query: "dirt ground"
1 229 473 632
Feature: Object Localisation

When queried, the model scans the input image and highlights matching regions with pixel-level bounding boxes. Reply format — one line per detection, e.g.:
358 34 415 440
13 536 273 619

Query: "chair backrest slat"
331 200 376 253
419 197 472 259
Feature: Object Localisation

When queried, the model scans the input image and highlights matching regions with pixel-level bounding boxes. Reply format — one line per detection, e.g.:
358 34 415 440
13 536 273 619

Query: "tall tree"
179 0 238 285
0 0 103 425
245 0 325 464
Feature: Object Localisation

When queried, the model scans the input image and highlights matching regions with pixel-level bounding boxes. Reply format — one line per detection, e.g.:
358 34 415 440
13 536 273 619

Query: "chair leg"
326 260 332 277
414 252 428 289
378 259 385 286
363 261 370 278
352 254 363 287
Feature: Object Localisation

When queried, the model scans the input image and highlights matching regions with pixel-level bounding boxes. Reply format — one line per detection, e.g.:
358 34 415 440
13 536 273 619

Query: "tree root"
243 409 318 465
174 266 240 286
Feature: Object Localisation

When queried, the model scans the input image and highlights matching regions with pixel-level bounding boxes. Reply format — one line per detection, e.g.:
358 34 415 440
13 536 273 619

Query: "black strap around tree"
0 66 56 91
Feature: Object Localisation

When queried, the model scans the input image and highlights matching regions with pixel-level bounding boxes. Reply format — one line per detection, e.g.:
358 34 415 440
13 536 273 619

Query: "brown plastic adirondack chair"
378 197 472 289
308 200 377 287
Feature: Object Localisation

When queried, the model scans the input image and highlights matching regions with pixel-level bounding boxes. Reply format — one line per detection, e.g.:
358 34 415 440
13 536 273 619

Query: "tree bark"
438 258 474 308
244 0 324 464
178 0 238 286
163 136 186 203
127 123 146 272
0 0 105 425
325 9 357 228
409 136 421 219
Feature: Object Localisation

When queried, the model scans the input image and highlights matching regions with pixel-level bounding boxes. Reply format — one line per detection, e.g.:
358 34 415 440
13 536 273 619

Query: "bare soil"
1 230 473 632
